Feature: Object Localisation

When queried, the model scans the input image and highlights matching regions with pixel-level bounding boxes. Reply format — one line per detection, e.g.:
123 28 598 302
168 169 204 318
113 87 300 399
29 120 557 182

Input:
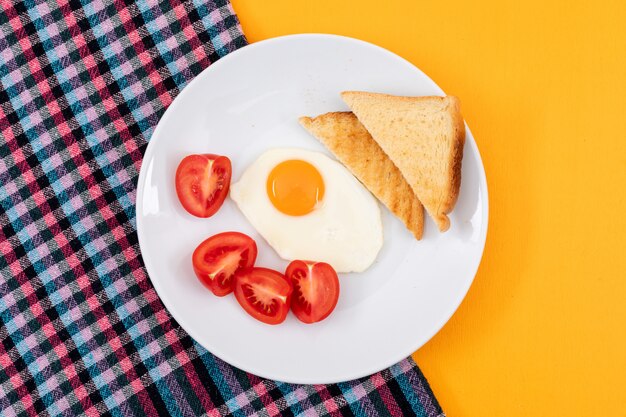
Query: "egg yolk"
266 160 325 216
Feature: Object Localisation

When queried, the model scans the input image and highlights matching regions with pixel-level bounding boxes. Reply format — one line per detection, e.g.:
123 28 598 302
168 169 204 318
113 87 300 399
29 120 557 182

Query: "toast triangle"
341 92 465 232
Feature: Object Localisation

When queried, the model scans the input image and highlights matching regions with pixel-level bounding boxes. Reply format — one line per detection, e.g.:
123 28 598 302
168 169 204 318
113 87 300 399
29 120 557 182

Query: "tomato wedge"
234 268 293 325
175 154 232 218
192 232 257 296
286 260 340 324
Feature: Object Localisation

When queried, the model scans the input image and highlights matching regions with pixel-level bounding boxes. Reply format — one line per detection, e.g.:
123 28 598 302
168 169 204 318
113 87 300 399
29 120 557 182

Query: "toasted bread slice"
299 112 424 239
341 92 465 232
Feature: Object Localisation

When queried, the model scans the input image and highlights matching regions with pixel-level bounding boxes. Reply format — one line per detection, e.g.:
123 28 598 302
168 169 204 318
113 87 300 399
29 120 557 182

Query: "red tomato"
286 260 340 324
175 154 232 218
234 268 293 325
192 232 257 296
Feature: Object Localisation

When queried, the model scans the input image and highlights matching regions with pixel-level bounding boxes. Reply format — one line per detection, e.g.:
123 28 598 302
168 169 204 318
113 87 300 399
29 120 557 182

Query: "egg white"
230 148 383 273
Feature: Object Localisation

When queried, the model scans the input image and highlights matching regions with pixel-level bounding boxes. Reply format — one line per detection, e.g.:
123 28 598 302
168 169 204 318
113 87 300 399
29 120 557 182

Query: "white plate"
136 34 488 384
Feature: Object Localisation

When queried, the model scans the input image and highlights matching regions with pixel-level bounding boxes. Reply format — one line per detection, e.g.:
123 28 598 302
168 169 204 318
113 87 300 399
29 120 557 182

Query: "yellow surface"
230 1 626 414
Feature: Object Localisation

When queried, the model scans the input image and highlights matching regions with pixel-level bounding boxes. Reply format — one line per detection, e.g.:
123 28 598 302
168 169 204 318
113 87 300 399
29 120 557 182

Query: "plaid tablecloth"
0 1 445 416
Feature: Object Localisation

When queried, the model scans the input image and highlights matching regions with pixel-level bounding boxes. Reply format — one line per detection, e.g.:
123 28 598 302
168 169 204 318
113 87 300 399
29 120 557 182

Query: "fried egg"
230 148 383 273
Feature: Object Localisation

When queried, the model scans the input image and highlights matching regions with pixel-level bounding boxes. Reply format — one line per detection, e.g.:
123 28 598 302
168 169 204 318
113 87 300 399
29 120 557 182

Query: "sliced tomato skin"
192 232 257 297
175 154 232 218
234 268 293 325
286 260 340 324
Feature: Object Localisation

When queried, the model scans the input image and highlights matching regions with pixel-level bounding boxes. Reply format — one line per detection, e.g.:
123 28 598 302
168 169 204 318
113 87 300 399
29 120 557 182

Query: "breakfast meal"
230 148 383 273
299 112 424 239
174 91 465 325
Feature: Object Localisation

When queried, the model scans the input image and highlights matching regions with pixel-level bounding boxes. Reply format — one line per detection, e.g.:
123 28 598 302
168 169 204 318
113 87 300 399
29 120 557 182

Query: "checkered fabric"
0 0 445 416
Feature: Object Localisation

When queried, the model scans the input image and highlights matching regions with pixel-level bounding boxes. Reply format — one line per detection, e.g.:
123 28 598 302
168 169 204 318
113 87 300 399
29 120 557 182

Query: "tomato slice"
175 154 232 218
192 232 257 296
234 268 293 325
286 260 340 324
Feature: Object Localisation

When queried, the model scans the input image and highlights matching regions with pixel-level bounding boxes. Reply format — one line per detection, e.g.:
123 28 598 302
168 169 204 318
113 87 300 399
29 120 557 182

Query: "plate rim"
136 33 489 384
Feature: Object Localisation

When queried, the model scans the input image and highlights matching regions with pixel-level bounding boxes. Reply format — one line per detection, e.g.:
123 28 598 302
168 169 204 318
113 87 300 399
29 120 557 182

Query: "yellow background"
230 1 626 415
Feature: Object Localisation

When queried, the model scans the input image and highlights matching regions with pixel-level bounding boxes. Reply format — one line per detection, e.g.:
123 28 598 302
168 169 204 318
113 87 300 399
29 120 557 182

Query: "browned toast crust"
299 112 424 239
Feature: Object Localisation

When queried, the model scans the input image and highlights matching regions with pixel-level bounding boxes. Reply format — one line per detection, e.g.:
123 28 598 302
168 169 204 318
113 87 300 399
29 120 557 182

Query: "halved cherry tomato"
286 260 340 324
192 232 257 296
234 268 293 325
175 154 232 218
